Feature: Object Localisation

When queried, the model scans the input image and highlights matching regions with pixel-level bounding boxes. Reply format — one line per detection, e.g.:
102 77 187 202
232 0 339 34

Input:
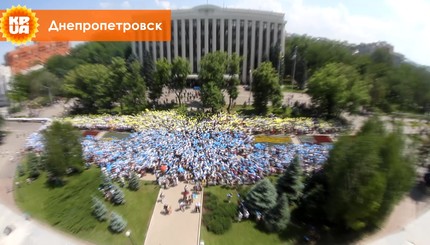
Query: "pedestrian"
226 193 233 203
180 201 185 212
195 201 201 213
159 192 165 204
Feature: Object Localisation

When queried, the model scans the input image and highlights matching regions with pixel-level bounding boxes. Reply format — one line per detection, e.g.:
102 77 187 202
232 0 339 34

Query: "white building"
0 65 12 107
132 4 286 83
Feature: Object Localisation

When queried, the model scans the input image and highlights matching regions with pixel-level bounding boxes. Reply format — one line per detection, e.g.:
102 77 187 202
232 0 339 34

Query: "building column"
241 20 249 83
257 21 263 66
212 18 217 52
197 19 202 72
167 41 171 63
280 22 286 55
189 19 194 73
181 19 186 58
220 19 225 52
132 41 136 57
265 22 270 60
235 19 240 55
139 42 144 63
152 42 157 61
173 19 179 58
250 20 256 71
204 18 209 55
227 19 232 55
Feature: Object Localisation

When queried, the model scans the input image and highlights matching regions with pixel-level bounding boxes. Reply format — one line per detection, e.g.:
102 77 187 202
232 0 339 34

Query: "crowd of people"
81 129 330 184
24 110 337 186
61 110 342 135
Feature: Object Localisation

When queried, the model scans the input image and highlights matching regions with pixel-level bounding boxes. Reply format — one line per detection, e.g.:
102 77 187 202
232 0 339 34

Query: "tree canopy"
307 63 370 117
324 117 414 231
251 62 282 114
43 121 84 184
245 178 277 214
169 57 191 106
152 58 171 104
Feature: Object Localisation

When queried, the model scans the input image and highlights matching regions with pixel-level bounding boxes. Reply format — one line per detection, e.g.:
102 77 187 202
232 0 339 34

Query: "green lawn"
15 167 159 245
200 185 292 245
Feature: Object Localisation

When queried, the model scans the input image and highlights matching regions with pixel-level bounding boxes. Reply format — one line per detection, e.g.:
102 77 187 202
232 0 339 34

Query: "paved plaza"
144 182 203 245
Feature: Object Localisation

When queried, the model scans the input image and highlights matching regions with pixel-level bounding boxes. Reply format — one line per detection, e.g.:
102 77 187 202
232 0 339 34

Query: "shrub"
101 172 112 188
205 214 232 235
91 196 108 222
27 153 40 179
17 164 26 177
109 212 127 233
203 192 219 211
213 203 237 220
203 193 236 235
128 172 140 191
110 185 125 205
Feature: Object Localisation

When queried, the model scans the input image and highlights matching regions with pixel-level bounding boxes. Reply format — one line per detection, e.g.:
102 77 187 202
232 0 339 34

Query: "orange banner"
0 9 171 43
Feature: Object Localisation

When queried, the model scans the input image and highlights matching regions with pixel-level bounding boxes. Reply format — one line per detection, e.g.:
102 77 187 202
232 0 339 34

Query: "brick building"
4 42 70 75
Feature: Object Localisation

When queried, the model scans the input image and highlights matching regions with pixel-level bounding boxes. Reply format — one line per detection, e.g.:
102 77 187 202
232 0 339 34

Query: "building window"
232 20 237 53
216 19 221 50
185 19 190 59
240 20 245 56
208 19 213 53
178 20 182 56
201 19 205 56
224 19 229 52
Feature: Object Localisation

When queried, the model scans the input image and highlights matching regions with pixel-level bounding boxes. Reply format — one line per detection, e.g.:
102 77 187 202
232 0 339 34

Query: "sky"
0 0 429 66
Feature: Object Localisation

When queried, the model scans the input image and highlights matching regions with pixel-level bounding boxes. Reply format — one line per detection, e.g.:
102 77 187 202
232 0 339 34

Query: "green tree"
307 63 370 117
27 152 41 179
251 62 282 114
17 164 26 177
128 172 140 191
8 69 61 104
64 63 112 113
201 81 225 113
70 42 130 65
264 193 290 232
43 121 84 184
245 178 277 214
225 54 241 112
109 212 127 233
121 60 147 113
92 196 108 222
108 57 129 113
169 57 191 106
110 185 126 205
101 172 112 188
141 49 155 92
45 55 82 78
276 156 304 203
152 58 171 104
199 51 228 88
324 118 414 231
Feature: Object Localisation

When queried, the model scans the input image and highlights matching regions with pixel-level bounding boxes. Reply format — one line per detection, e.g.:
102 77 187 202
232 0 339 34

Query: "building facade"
0 65 12 107
132 4 286 83
5 42 70 75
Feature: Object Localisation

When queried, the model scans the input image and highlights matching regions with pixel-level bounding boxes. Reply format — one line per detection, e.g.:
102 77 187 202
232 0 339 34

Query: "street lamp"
41 85 52 105
291 46 298 88
248 69 253 104
125 230 135 245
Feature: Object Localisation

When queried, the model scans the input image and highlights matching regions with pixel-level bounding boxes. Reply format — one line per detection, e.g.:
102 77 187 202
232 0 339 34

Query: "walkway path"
144 182 203 245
